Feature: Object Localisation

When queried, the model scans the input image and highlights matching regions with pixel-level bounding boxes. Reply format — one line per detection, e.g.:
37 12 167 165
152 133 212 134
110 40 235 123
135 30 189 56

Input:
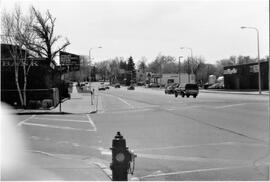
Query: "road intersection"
15 82 270 180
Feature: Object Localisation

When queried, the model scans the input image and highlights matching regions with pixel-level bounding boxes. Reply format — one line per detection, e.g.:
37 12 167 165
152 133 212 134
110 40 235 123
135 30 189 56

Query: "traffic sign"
60 51 80 71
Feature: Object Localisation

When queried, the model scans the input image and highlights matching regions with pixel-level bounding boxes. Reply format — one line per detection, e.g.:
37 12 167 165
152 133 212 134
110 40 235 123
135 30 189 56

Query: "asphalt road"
14 82 270 180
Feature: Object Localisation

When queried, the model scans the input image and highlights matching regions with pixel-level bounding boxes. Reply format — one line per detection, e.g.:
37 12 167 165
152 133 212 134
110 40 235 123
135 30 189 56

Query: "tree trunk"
23 61 27 108
14 59 24 107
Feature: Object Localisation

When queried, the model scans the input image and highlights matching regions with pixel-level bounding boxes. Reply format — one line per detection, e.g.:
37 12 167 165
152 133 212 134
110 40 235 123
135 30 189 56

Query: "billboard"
60 51 80 71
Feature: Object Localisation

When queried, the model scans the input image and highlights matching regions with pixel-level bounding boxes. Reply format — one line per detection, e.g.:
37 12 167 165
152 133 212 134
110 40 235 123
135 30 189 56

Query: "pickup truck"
175 83 199 98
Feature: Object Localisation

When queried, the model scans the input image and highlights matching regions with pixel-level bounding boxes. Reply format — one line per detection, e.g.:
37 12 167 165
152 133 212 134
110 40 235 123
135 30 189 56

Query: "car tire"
193 95 197 98
187 95 190 98
175 93 178 97
181 93 185 97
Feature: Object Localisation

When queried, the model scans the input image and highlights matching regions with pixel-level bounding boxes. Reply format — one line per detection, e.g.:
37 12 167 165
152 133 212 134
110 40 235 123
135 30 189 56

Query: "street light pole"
241 26 261 94
180 47 193 83
178 56 183 84
89 46 102 105
89 46 102 89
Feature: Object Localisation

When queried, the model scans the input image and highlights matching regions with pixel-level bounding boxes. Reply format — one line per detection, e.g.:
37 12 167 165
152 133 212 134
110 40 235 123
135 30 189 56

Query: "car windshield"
2 1 269 181
186 84 198 89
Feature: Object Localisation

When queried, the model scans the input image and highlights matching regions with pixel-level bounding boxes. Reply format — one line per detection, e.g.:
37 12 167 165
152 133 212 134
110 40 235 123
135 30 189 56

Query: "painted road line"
99 108 154 114
98 95 105 113
98 147 249 163
139 164 256 180
166 108 177 111
86 114 97 131
117 97 135 109
17 115 36 126
32 117 90 123
137 153 251 163
215 103 247 109
101 92 135 109
21 122 96 131
134 141 267 152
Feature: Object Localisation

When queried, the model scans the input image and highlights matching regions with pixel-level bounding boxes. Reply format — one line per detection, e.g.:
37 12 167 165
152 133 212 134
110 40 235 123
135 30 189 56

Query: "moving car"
114 83 120 88
98 85 106 91
175 83 199 98
165 83 179 94
104 84 110 89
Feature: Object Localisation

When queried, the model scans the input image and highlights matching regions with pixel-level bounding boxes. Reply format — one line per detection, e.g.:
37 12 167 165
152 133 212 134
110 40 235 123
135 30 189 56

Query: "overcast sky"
1 0 269 64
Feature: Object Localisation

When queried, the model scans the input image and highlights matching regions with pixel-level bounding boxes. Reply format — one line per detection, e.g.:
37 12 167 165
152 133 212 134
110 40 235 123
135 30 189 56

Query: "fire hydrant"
110 132 137 181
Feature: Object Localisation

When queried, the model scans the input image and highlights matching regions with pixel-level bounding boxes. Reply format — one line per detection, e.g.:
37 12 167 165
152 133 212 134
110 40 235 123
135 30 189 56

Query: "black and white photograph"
1 0 269 180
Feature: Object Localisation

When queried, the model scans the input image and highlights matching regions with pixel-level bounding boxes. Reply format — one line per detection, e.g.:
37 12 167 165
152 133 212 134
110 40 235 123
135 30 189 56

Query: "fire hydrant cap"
115 132 123 139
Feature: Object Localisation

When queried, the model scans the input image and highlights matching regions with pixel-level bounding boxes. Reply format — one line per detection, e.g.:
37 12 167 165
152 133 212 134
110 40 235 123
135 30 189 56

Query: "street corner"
84 157 112 180
28 152 111 181
89 104 97 114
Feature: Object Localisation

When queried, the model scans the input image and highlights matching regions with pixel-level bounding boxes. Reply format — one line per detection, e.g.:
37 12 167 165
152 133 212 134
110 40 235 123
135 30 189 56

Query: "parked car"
127 85 135 90
175 83 199 98
149 83 160 88
114 83 120 88
165 83 179 94
137 81 145 86
203 83 213 89
208 82 224 89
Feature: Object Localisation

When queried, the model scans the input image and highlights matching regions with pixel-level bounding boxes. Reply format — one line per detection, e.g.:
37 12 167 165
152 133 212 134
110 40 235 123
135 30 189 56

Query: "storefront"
223 61 269 90
1 44 69 108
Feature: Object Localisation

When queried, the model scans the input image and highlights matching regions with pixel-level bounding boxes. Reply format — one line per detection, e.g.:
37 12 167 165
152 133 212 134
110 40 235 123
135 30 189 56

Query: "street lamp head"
180 47 184 49
240 26 246 29
98 46 102 49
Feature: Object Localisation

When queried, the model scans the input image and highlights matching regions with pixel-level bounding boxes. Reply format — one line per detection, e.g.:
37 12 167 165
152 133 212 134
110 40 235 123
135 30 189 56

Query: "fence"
1 88 59 109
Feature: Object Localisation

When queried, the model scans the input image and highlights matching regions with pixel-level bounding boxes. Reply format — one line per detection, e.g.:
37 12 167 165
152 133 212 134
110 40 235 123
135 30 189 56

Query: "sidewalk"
51 83 98 114
200 89 269 96
2 151 111 181
17 83 98 114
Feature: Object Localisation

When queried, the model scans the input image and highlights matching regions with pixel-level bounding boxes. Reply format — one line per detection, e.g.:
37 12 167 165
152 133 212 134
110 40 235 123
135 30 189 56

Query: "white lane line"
21 122 96 131
137 153 250 163
215 103 247 109
140 164 254 180
17 115 36 126
42 115 88 118
86 114 97 131
99 108 153 114
98 147 249 163
98 95 105 113
134 141 267 152
166 108 177 111
32 117 90 123
117 97 135 109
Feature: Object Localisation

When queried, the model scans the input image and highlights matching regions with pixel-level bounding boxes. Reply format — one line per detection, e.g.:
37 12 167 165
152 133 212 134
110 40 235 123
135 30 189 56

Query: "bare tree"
1 7 34 107
20 7 70 61
1 5 70 107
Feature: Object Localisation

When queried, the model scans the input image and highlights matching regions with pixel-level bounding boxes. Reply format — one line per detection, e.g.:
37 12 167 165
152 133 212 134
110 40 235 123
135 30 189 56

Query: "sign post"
59 51 80 112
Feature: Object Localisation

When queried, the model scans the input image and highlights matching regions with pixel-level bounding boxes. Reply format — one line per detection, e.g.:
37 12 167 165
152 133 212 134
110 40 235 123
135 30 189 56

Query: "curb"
200 90 269 96
93 162 112 180
94 162 140 181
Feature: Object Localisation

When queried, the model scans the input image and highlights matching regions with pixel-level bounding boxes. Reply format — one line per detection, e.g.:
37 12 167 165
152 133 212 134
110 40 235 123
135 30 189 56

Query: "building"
136 69 146 83
146 73 196 86
1 44 69 108
223 61 269 90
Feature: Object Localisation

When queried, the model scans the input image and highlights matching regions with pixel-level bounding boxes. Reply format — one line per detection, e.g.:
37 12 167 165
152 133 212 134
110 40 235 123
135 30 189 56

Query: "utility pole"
89 46 102 90
178 56 183 84
241 26 261 94
180 47 193 83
